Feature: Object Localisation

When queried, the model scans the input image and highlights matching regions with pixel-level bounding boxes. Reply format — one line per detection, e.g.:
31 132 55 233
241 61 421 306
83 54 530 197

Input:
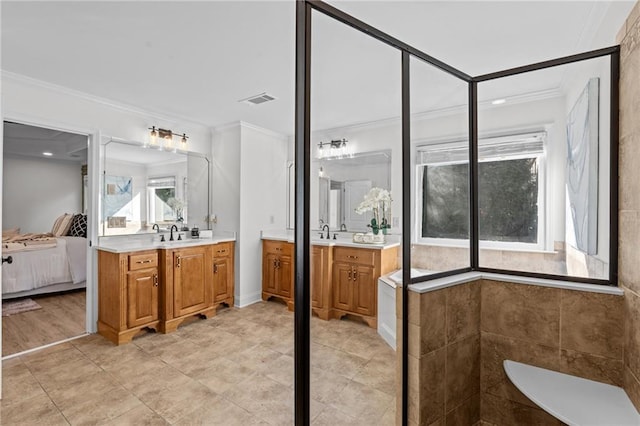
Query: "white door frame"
0 113 101 345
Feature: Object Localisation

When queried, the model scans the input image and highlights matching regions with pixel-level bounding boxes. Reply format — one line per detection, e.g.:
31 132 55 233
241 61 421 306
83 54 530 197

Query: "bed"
2 215 87 300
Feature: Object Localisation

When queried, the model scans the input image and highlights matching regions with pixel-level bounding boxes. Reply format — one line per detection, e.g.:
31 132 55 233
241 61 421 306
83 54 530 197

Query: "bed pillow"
51 213 74 237
2 228 20 238
67 214 87 238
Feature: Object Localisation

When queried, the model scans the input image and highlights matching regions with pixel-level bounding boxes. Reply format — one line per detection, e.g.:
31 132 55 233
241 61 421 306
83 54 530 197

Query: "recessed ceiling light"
491 99 506 105
42 152 53 156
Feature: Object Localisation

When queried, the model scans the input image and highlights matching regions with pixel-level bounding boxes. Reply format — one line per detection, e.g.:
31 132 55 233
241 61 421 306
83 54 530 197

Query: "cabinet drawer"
333 247 375 266
128 252 158 271
213 242 233 258
263 240 293 257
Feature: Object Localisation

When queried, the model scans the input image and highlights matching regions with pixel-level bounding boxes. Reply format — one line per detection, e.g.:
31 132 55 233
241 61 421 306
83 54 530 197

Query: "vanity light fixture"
148 126 189 150
317 138 349 159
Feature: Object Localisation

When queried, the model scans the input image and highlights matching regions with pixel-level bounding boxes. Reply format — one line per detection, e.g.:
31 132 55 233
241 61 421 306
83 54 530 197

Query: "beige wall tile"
447 281 481 344
420 289 447 350
619 211 640 293
625 291 640 379
624 366 640 412
481 332 559 393
560 290 624 359
420 348 447 425
559 349 624 386
480 393 564 426
619 50 640 139
481 281 560 347
446 335 480 412
445 394 480 425
620 134 640 213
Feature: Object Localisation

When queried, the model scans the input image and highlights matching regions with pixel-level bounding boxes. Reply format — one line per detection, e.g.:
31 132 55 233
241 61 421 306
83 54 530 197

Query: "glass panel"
477 56 611 280
410 55 470 275
310 9 401 422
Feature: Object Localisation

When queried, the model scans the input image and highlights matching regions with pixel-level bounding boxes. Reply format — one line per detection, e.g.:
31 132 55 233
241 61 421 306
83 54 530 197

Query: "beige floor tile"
198 356 255 393
1 359 47 404
1 393 69 425
223 373 293 415
60 385 142 425
261 354 294 388
139 380 218 424
311 406 360 425
173 396 265 425
1 300 398 425
101 404 168 426
325 380 395 422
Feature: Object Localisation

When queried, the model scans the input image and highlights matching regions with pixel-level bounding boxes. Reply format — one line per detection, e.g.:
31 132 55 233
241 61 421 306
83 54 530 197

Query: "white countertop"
504 360 640 426
96 232 236 253
260 229 401 250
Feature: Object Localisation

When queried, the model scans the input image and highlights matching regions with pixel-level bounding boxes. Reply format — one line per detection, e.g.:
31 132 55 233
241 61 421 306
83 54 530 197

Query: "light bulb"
181 133 187 147
149 126 158 146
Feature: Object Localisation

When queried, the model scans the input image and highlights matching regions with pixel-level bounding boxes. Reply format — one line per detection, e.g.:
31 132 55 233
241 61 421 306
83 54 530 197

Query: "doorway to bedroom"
1 121 89 356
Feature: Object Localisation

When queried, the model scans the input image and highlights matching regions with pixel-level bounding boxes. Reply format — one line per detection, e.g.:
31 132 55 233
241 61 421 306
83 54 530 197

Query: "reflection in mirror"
101 141 210 236
312 150 391 232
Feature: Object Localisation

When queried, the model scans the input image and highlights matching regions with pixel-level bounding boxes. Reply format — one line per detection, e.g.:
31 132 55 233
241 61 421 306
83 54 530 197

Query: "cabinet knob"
176 257 181 268
153 274 158 287
214 264 218 273
353 270 358 281
348 270 352 281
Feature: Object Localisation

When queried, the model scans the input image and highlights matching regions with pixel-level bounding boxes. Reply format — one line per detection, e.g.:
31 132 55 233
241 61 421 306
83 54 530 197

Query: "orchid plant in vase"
354 187 392 235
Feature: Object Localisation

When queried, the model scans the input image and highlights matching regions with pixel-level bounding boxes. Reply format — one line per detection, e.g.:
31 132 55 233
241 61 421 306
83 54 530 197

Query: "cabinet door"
213 257 231 303
332 262 353 311
353 265 376 316
173 248 211 317
263 252 279 294
311 246 325 308
276 254 293 298
127 268 158 328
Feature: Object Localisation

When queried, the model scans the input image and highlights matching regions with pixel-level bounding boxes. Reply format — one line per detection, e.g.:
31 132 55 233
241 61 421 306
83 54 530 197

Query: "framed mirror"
310 149 391 233
100 140 210 236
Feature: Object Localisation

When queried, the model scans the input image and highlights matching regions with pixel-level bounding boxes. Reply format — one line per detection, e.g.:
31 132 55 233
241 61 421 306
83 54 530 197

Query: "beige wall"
618 0 640 412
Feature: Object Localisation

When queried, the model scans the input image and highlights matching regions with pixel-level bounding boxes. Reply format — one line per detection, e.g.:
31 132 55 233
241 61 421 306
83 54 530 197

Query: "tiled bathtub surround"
399 279 625 425
618 0 640 413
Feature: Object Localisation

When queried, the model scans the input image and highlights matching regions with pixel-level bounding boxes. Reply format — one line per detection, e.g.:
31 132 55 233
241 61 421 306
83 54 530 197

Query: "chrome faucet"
322 224 330 239
340 223 347 232
170 224 178 241
152 224 160 233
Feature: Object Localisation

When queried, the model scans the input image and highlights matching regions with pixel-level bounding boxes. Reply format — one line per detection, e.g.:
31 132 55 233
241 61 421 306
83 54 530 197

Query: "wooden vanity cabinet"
99 241 236 344
98 249 160 345
212 241 235 306
331 246 398 328
311 245 332 320
262 240 294 310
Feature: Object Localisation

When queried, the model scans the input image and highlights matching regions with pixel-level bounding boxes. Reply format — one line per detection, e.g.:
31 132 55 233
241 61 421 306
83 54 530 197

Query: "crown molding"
213 120 288 141
313 88 563 137
2 70 211 130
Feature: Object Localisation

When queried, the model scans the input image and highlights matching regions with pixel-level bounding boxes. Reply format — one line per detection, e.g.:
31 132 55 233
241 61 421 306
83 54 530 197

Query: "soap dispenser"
191 226 200 239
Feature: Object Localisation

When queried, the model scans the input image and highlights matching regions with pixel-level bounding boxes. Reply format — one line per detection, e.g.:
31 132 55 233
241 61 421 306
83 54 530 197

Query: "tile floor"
1 301 397 425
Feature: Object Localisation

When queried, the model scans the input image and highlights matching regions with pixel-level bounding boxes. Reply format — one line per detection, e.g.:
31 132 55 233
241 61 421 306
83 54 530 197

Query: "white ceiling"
1 1 634 137
3 122 87 162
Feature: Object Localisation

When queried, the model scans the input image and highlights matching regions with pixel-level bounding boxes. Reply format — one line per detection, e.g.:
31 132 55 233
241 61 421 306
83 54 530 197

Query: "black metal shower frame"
294 1 620 424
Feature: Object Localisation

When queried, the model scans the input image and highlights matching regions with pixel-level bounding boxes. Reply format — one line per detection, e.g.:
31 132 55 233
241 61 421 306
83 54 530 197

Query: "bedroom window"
148 176 177 223
418 132 545 250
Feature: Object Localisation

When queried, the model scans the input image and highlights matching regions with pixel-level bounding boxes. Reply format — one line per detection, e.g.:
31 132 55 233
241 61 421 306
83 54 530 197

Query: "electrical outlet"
210 214 217 224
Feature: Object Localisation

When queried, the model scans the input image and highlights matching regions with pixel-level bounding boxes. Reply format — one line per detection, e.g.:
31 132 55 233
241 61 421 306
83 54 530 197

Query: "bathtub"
377 268 433 349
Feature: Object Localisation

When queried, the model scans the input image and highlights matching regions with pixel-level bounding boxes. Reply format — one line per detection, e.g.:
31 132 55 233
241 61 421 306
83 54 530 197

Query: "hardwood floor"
2 290 86 357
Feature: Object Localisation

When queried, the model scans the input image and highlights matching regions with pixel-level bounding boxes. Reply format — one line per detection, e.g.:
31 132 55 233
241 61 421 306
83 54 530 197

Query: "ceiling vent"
239 92 276 106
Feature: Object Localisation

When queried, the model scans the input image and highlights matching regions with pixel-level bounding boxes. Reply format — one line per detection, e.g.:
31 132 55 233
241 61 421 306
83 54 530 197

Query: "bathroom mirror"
311 149 391 232
100 141 210 236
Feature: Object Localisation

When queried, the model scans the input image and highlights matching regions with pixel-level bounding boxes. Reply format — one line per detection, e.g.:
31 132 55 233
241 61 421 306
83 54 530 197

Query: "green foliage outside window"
422 158 539 243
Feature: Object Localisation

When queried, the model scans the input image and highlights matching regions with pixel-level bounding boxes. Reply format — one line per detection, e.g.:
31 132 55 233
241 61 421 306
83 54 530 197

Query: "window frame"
147 175 177 224
416 133 547 252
